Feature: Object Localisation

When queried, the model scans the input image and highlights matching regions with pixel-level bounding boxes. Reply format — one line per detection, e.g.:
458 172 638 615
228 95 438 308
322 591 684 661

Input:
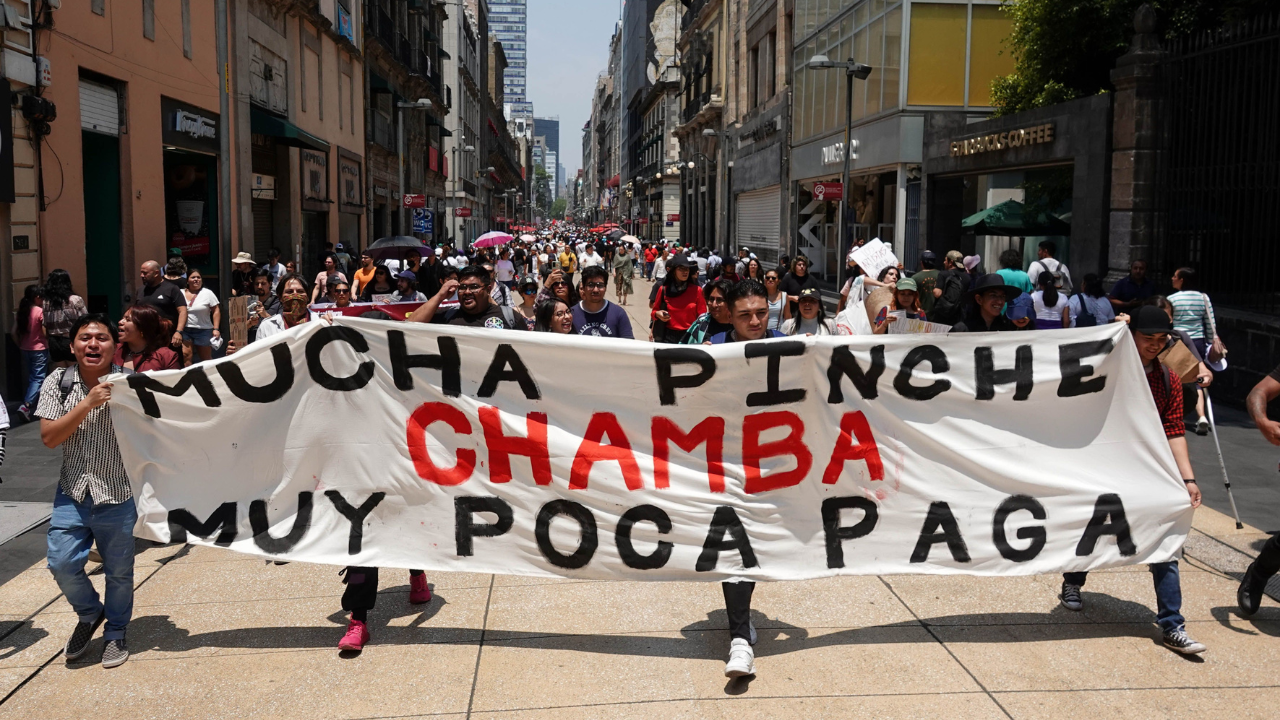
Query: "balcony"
376 8 394 47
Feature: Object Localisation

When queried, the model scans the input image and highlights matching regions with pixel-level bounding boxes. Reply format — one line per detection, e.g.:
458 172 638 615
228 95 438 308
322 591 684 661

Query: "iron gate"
1153 12 1280 312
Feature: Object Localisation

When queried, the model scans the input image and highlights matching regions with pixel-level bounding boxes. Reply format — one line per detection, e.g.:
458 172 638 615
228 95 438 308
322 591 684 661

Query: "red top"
113 345 182 373
644 248 657 262
651 284 706 332
1147 364 1185 439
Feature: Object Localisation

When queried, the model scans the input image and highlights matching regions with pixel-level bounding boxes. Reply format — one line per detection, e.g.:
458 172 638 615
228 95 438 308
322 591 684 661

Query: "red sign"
402 194 426 208
667 214 680 222
638 218 649 224
170 232 211 257
812 182 844 202
454 207 472 217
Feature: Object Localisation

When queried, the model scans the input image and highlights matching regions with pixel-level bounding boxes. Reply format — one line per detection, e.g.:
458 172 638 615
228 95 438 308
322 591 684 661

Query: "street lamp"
396 98 433 235
807 55 872 290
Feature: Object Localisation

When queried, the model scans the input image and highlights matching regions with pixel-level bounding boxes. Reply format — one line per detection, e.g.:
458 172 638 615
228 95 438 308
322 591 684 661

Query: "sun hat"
967 273 1024 301
963 254 982 271
232 252 255 265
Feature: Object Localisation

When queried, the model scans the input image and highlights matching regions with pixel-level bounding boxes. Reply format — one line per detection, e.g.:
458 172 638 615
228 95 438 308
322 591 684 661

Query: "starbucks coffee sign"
950 123 1055 158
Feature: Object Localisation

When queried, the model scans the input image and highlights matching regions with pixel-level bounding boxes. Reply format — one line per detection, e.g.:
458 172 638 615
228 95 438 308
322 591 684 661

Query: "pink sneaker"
409 573 432 604
338 619 370 651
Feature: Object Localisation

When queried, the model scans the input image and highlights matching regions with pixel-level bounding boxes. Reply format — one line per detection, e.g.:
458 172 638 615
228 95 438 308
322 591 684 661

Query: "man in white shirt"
1027 240 1073 295
579 244 604 269
707 249 722 277
693 250 709 284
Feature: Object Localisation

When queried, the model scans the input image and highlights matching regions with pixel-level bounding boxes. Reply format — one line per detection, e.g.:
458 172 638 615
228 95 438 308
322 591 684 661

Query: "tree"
991 0 1268 116
551 197 567 218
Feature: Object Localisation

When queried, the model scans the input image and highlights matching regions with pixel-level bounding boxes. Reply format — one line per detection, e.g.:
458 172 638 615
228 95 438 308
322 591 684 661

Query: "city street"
2 277 1280 719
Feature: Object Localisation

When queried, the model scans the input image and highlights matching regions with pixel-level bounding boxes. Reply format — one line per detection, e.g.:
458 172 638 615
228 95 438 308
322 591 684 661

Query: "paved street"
2 279 1280 718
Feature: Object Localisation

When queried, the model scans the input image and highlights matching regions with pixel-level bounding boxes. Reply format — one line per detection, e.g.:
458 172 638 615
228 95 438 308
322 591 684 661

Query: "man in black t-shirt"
138 260 188 348
408 265 525 329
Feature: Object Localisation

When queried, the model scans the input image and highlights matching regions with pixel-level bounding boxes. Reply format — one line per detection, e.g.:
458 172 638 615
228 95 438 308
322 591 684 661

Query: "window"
906 3 967 106
968 4 1014 107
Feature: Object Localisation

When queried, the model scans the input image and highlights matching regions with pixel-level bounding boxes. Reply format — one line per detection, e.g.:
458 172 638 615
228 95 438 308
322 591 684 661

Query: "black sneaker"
1060 582 1083 611
1238 562 1267 616
64 614 103 661
1162 628 1206 655
101 637 129 668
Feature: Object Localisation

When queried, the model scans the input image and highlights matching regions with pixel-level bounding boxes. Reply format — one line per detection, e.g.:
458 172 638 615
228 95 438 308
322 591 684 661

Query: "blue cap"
397 270 417 282
1006 294 1034 321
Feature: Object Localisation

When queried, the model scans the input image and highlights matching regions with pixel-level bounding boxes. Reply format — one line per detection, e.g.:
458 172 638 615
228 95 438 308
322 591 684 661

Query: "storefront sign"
455 207 473 218
301 149 328 207
950 124 1056 158
822 140 858 166
251 173 276 200
161 97 220 154
667 213 680 222
403 194 427 208
170 231 210 257
812 182 843 202
339 149 363 212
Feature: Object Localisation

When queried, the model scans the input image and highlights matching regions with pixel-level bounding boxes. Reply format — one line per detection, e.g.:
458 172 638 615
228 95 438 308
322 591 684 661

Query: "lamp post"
397 98 434 235
806 55 872 290
451 143 475 247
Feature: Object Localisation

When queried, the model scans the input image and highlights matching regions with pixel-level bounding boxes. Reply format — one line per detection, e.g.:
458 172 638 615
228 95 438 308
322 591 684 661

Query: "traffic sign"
403 194 426 208
812 182 843 202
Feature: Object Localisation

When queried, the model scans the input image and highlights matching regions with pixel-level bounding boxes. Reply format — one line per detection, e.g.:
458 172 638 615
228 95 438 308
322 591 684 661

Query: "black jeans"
342 567 425 621
1253 534 1280 580
722 581 754 641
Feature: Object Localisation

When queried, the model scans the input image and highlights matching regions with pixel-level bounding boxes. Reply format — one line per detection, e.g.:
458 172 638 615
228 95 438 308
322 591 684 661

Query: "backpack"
1074 294 1098 327
58 365 134 405
1037 258 1072 294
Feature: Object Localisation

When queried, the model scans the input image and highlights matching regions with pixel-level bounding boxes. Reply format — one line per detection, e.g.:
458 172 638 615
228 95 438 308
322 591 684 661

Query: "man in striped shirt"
36 314 135 668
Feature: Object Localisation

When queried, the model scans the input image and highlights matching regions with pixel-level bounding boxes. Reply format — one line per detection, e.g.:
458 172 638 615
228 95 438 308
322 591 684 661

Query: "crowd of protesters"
18 224 1278 679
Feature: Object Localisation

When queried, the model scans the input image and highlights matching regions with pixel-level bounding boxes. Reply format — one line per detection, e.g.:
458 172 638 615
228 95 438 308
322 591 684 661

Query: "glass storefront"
795 169 897 284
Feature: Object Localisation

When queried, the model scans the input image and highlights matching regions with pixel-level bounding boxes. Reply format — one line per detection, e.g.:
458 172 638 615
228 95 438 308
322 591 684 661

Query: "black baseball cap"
1130 305 1173 334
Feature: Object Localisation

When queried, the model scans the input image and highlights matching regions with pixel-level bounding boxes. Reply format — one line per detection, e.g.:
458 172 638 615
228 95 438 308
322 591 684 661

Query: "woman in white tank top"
764 269 789 330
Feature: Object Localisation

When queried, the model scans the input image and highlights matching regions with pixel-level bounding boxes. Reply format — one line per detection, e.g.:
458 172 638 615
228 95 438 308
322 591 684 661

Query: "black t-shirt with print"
433 303 525 330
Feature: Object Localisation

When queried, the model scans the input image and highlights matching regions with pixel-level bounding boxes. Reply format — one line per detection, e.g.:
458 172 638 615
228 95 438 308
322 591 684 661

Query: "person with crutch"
1235 365 1280 615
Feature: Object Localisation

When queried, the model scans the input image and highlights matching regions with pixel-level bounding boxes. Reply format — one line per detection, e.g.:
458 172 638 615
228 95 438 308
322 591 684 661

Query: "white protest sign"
110 321 1191 582
851 239 899 281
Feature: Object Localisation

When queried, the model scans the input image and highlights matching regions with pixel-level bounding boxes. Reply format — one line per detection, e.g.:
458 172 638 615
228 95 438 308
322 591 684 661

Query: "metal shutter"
79 80 119 136
252 199 275 259
735 185 781 265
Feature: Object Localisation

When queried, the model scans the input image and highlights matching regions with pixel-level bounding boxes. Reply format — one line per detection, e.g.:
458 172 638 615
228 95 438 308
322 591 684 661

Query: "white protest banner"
110 320 1192 582
850 239 899 281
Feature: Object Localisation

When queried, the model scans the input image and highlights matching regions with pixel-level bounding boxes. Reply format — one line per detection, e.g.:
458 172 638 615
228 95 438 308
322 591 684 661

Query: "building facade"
488 0 531 120
443 0 487 246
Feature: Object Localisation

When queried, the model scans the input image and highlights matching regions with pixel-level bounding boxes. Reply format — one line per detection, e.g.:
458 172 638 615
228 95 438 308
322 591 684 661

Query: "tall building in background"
489 0 532 120
534 116 563 203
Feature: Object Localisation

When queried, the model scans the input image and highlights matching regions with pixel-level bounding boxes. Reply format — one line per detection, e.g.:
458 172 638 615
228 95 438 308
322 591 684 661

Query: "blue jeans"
21 348 49 407
47 487 137 640
645 261 655 279
1064 561 1184 633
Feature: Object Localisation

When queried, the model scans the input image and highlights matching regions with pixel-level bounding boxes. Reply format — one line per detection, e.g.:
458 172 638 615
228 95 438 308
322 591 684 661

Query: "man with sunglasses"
572 266 633 338
409 265 525 330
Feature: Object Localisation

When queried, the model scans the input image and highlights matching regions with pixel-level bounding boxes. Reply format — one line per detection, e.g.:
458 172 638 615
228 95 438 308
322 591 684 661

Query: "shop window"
968 5 1015 107
906 3 967 106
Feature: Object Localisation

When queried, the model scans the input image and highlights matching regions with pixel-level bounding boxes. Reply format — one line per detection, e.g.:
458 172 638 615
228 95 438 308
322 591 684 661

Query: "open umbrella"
960 199 1071 237
366 235 431 262
474 231 514 248
519 234 536 242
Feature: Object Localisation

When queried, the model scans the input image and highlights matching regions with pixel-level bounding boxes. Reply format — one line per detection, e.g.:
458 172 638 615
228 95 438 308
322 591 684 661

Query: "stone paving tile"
0 643 479 720
934 618 1280 693
470 626 982 713
469 692 1008 719
995 687 1280 720
883 573 1089 626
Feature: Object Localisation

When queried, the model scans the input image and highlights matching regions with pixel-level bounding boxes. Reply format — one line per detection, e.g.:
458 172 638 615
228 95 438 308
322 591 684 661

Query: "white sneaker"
724 638 755 678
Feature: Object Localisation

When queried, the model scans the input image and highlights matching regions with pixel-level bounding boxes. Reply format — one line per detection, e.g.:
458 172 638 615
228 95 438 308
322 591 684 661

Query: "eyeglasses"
458 283 487 293
765 276 779 282
584 283 607 290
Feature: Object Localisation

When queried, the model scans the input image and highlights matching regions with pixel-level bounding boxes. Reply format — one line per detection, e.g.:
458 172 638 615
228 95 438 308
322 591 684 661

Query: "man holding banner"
1059 306 1205 655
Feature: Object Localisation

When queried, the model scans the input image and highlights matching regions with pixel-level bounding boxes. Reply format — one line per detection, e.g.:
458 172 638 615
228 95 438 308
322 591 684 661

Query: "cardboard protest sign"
228 296 249 347
850 239 899 282
109 321 1191 582
888 316 952 334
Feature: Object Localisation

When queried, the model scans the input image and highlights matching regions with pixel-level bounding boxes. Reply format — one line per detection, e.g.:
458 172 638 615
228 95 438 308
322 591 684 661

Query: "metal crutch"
1203 386 1244 529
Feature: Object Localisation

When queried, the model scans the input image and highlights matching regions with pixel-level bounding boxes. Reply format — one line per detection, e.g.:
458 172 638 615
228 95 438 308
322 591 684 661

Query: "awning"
251 106 329 151
606 174 620 188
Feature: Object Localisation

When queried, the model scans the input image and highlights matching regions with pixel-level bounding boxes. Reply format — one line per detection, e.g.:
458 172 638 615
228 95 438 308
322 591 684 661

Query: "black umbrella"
366 235 431 262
